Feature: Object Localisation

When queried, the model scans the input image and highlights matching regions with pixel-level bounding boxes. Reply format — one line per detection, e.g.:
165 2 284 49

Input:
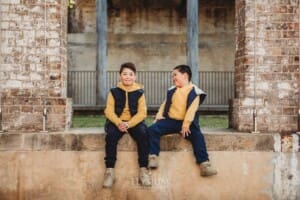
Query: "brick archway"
0 0 299 133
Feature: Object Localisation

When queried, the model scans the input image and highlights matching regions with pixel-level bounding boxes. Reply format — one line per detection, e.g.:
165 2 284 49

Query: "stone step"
0 128 277 151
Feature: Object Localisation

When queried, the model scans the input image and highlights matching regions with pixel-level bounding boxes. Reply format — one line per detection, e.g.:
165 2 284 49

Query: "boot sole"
103 184 112 188
148 165 158 169
201 171 217 177
148 162 158 169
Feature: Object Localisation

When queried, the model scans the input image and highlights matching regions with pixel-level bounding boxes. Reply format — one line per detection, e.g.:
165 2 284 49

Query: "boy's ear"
184 73 189 80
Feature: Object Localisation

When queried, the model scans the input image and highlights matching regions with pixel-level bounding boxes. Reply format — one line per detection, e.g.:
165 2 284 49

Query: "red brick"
0 1 69 131
233 0 299 133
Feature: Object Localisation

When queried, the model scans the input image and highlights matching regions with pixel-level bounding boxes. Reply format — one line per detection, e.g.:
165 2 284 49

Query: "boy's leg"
128 123 152 186
185 125 217 176
148 119 181 155
128 123 149 168
105 123 124 168
185 125 209 163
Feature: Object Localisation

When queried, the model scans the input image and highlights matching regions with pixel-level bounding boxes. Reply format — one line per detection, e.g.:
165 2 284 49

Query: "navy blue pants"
148 118 209 164
105 122 149 168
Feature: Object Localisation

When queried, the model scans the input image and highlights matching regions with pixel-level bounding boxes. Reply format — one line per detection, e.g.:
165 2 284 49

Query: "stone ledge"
0 129 277 152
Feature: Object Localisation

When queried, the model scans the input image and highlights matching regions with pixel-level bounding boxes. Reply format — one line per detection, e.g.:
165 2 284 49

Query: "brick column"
232 0 300 133
0 0 72 131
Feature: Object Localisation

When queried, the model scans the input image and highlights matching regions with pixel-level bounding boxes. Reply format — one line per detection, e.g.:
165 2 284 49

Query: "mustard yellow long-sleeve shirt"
104 82 147 128
156 83 200 128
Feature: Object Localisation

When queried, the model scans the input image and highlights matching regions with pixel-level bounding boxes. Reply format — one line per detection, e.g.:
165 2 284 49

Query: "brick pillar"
232 0 300 133
0 0 72 131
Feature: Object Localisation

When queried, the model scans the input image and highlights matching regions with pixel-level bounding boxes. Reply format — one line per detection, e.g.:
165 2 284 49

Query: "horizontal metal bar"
68 71 234 111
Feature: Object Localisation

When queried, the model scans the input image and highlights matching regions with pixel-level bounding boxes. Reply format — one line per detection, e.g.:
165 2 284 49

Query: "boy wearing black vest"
148 65 217 177
103 62 151 188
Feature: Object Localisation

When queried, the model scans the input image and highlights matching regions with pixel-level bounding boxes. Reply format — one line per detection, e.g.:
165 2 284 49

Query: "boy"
148 65 217 177
103 62 151 188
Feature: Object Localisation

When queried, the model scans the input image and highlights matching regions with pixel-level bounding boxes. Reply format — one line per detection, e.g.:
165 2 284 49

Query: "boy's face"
119 67 136 86
172 69 189 88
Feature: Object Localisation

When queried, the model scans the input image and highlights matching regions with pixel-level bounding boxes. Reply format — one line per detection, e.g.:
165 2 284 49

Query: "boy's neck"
178 81 190 88
121 82 136 88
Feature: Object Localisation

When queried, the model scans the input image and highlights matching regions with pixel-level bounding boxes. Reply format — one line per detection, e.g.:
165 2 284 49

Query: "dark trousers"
105 122 149 168
148 118 209 164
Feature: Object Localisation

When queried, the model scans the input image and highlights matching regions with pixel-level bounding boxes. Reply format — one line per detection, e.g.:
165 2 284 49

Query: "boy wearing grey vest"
148 65 217 177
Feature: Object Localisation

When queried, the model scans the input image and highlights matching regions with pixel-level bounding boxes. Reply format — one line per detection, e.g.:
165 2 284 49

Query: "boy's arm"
104 92 122 126
127 94 147 128
155 100 166 120
182 96 200 128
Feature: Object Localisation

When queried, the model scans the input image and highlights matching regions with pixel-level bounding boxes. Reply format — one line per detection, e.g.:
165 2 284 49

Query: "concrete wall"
0 130 299 199
67 0 235 71
0 0 72 131
232 0 300 133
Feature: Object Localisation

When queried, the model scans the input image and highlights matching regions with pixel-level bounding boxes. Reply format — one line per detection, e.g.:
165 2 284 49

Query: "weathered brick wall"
232 0 300 133
0 0 71 131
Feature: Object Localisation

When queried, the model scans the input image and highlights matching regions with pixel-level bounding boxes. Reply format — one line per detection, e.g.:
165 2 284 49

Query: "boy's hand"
180 127 191 137
118 122 129 133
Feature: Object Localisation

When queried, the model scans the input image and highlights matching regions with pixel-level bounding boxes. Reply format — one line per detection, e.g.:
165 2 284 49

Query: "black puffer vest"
163 86 206 127
110 87 144 117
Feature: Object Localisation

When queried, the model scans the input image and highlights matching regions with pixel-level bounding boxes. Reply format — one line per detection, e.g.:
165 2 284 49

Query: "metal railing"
67 71 234 110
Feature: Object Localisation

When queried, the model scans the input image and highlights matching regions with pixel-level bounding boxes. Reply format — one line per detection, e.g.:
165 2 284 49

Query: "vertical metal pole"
252 0 259 134
298 73 300 134
40 100 48 133
0 93 3 133
297 108 300 134
96 0 107 106
187 0 199 84
298 75 300 133
297 0 300 134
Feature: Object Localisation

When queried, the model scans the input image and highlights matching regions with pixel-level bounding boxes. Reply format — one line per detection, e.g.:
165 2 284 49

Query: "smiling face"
172 69 189 88
119 67 136 86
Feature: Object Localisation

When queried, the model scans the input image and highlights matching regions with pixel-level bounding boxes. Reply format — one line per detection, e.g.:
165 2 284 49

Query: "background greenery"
72 115 228 129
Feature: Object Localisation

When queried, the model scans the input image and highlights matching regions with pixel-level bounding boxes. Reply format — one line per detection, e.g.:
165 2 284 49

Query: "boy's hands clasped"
118 121 129 133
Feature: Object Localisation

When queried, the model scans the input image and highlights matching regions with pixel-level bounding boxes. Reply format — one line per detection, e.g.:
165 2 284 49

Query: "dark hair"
173 65 192 81
119 62 136 74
